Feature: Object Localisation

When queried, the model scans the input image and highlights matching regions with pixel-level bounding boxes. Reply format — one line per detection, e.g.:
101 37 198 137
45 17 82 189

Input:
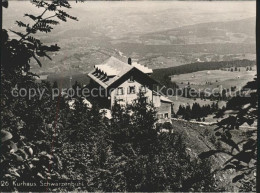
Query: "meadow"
168 66 256 118
171 67 256 90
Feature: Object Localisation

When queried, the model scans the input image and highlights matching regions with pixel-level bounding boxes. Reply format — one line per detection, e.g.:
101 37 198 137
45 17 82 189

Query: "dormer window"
103 76 109 82
100 73 107 81
97 72 101 77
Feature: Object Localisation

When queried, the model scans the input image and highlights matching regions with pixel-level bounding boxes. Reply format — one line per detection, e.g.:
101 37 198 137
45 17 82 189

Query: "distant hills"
5 0 255 78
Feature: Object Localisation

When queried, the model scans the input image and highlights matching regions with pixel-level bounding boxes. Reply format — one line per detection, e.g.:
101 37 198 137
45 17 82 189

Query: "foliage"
110 91 158 156
101 93 218 191
177 102 219 121
199 78 257 191
1 0 223 192
1 0 79 191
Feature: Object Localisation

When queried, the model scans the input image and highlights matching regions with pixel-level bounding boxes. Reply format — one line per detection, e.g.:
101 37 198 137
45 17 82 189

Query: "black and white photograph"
1 0 258 192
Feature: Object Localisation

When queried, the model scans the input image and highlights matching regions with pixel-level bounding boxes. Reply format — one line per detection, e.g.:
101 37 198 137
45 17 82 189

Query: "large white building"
88 56 173 121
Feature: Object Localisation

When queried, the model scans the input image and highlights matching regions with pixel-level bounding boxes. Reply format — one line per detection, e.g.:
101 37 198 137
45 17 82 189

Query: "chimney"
128 57 132 65
69 76 72 88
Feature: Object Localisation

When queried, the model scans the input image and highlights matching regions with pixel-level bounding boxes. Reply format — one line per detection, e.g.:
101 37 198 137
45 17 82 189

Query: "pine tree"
177 105 185 117
184 105 192 120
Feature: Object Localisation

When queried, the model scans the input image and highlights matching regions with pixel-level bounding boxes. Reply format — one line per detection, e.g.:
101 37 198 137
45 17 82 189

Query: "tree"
171 103 175 118
151 60 255 84
1 1 80 191
106 95 218 191
177 105 185 116
184 105 192 120
1 1 221 191
110 91 158 156
199 78 257 191
191 102 201 119
159 75 178 95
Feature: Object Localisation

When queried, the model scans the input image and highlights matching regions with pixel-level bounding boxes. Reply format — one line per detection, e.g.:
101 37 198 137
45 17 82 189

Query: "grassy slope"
172 119 238 190
169 96 226 113
172 119 256 191
151 59 255 82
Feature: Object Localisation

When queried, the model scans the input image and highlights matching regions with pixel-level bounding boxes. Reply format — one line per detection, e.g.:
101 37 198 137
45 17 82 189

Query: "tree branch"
43 14 57 21
18 7 49 42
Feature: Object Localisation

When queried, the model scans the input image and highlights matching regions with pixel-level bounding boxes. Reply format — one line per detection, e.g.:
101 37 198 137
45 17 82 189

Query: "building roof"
132 62 153 74
160 95 173 103
94 56 132 76
88 56 154 89
153 91 173 103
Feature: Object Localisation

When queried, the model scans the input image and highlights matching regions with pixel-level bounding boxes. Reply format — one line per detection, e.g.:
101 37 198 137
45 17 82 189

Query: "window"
117 87 124 95
157 114 163 119
164 113 168 118
128 86 135 94
140 85 147 93
129 76 134 82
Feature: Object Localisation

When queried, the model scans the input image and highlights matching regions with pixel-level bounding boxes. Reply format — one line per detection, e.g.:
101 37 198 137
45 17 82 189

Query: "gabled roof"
132 62 153 74
88 56 155 89
94 56 132 77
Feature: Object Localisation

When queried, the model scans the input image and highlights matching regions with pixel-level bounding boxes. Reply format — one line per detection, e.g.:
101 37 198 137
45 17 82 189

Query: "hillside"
113 17 255 68
42 59 255 88
170 67 256 90
151 59 255 83
171 119 253 191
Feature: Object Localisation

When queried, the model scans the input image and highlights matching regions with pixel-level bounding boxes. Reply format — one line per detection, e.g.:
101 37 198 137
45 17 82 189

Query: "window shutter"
122 88 124 95
127 87 130 94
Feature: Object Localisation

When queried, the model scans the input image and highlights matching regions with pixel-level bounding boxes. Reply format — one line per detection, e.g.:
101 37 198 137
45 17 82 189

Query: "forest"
151 59 255 85
175 102 220 121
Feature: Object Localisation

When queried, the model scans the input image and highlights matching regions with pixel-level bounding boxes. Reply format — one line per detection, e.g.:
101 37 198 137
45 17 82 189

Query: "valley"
3 1 256 76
